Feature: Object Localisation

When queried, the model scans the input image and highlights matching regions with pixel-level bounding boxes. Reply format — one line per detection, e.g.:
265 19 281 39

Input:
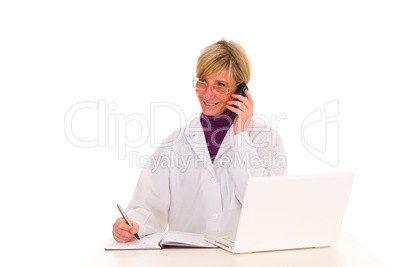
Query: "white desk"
88 233 384 267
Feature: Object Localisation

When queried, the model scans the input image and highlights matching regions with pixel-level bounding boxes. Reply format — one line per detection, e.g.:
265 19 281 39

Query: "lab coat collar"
183 114 235 174
215 124 234 160
184 115 214 175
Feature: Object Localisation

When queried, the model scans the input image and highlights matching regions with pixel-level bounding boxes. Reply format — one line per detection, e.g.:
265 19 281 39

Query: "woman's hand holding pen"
112 217 140 243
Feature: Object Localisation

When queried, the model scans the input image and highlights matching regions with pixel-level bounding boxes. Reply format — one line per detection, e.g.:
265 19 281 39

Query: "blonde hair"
196 39 251 84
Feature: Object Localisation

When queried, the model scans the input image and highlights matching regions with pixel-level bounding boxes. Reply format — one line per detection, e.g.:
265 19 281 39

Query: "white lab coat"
126 114 287 236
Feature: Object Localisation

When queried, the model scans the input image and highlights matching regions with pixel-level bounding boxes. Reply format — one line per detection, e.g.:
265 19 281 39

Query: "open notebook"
105 231 217 250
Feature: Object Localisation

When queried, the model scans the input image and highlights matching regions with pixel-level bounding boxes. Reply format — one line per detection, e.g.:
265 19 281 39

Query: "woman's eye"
218 83 226 87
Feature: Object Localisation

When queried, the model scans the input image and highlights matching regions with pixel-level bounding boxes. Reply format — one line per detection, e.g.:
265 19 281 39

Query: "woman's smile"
202 98 219 108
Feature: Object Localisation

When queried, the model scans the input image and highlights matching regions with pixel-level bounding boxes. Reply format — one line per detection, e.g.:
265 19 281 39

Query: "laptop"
204 172 354 253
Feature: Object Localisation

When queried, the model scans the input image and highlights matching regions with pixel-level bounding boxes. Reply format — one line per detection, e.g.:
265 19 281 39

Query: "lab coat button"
211 177 216 183
212 213 218 219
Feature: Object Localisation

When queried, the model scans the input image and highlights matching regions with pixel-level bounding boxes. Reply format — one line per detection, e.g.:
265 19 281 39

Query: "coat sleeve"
228 126 287 204
126 144 171 237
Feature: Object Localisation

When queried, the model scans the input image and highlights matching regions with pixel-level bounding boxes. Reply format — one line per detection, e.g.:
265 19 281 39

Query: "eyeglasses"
192 77 237 96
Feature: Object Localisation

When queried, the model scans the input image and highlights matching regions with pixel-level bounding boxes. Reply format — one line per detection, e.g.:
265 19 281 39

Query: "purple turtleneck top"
200 109 236 163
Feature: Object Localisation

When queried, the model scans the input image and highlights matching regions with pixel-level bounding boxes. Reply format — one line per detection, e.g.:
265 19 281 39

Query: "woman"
112 40 287 242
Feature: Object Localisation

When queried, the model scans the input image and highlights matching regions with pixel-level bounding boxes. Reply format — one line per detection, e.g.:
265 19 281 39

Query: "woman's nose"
203 85 215 100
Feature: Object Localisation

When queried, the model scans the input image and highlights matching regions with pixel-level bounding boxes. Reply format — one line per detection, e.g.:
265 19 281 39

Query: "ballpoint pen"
117 204 140 240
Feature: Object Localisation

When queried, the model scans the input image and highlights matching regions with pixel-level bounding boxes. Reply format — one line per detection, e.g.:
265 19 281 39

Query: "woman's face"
196 69 236 116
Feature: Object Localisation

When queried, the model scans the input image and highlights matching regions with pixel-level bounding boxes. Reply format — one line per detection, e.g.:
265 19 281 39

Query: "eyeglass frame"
192 77 241 96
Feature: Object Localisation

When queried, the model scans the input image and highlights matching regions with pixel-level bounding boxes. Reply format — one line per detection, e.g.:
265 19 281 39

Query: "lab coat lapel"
185 116 215 175
214 124 234 161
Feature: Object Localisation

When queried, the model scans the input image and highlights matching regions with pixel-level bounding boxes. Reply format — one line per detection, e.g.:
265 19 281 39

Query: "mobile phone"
231 83 248 114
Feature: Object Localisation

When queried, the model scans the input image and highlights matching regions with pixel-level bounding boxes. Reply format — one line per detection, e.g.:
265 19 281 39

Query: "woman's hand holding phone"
226 88 254 135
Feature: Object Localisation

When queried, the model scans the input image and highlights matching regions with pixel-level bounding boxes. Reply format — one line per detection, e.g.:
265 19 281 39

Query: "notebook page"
161 231 217 248
105 233 164 250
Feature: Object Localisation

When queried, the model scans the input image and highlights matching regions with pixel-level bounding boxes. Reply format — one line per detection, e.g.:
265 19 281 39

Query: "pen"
117 204 140 240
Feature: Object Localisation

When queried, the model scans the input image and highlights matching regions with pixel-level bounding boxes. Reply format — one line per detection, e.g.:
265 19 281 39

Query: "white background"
1 1 401 266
